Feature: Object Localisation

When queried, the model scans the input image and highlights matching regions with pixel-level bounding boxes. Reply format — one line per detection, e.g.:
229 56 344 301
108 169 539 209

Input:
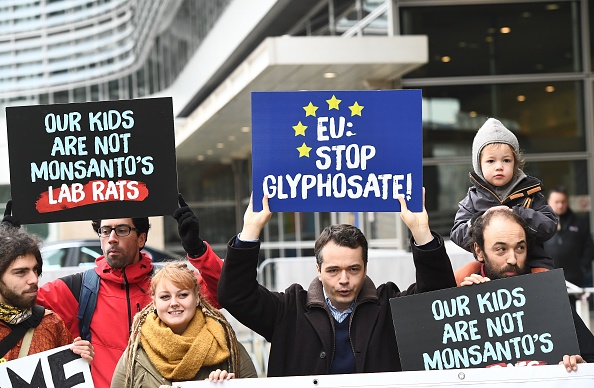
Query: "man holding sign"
459 208 594 370
218 190 456 376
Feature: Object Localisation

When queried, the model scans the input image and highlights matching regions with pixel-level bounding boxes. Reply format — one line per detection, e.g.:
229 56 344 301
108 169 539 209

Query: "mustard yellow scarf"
140 310 230 380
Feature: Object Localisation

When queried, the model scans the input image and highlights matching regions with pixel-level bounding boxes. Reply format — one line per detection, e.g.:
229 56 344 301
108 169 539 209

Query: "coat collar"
95 251 154 283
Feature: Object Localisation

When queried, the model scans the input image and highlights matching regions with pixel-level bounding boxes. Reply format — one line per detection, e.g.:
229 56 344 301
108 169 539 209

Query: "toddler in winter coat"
450 118 557 285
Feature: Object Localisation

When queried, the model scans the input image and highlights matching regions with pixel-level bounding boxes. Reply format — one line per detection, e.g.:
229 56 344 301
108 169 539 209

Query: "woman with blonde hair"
111 262 257 387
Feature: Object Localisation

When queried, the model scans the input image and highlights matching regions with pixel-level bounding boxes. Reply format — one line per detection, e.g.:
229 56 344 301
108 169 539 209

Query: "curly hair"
122 262 239 386
0 224 42 278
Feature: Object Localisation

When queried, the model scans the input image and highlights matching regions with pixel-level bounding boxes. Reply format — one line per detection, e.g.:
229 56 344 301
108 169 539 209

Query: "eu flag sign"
252 90 423 212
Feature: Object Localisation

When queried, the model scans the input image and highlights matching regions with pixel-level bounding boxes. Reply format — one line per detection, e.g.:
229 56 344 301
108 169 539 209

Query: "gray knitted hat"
472 118 519 178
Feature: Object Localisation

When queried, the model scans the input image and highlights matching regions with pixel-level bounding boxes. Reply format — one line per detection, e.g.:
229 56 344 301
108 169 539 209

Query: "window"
416 81 584 157
401 2 581 77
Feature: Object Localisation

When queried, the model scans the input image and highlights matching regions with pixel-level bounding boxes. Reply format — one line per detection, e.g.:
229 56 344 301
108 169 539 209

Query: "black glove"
172 193 206 258
1 200 21 229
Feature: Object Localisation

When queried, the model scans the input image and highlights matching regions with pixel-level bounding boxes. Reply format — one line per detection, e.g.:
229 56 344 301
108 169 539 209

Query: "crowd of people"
0 117 593 386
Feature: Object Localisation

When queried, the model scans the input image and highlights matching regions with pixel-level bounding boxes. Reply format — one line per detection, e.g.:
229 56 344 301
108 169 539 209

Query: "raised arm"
398 188 432 245
239 194 273 240
398 188 456 294
218 195 283 341
173 193 223 308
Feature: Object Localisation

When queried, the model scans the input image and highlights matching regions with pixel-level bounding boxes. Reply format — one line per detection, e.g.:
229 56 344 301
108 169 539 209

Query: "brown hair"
0 224 42 278
314 224 368 268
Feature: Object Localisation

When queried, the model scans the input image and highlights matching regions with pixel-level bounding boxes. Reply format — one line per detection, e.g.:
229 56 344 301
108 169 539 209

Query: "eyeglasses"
97 225 138 238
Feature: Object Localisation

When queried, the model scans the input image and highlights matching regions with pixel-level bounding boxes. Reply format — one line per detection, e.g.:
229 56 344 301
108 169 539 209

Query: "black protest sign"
6 97 178 224
390 270 579 371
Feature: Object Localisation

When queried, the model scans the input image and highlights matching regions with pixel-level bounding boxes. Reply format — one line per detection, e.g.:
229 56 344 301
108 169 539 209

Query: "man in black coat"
544 186 594 290
218 191 457 377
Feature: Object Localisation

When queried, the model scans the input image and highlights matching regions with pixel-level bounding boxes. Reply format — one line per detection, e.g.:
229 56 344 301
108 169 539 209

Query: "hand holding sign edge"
398 187 432 246
240 194 272 241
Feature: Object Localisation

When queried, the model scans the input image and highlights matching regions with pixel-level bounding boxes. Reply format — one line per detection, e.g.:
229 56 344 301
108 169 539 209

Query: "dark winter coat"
218 232 456 377
451 172 557 251
544 208 594 286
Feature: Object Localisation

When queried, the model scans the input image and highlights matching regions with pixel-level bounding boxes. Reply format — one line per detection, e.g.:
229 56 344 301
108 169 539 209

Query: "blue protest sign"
252 90 422 212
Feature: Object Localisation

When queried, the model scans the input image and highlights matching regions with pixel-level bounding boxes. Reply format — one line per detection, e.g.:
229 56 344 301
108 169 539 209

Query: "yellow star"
326 95 341 110
303 102 318 117
296 143 312 157
349 101 364 116
292 121 307 136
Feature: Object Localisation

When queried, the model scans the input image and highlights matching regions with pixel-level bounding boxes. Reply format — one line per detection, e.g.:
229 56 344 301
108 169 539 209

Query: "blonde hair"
122 262 240 386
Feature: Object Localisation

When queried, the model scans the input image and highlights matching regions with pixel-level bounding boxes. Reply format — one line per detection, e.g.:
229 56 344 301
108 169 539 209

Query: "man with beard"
457 208 594 371
34 195 223 388
0 223 93 363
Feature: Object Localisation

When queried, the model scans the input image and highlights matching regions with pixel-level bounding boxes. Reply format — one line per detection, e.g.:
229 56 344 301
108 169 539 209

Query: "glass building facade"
1 0 594 260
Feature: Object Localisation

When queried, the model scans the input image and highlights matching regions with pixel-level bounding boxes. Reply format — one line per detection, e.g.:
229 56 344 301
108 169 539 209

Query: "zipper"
123 269 132 333
470 174 540 205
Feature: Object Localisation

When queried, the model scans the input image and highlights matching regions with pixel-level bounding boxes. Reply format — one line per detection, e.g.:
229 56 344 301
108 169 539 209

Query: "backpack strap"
18 328 35 358
62 272 83 303
0 304 45 359
76 269 101 342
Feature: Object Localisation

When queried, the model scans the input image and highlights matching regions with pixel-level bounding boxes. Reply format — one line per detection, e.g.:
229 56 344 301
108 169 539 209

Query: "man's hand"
172 193 206 258
561 354 586 372
1 200 20 228
70 336 94 364
240 194 272 241
460 274 491 286
398 188 433 245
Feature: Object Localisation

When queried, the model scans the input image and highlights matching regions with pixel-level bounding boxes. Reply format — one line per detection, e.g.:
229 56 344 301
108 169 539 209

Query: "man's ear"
473 242 485 262
138 232 147 250
316 263 322 281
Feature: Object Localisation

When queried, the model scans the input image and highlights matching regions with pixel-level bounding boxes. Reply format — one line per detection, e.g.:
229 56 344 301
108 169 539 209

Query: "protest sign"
174 364 594 387
6 97 178 224
0 344 92 387
251 90 422 212
390 270 579 371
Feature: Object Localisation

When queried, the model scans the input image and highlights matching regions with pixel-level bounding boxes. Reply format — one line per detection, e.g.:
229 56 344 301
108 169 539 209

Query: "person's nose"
506 252 518 266
26 272 38 286
338 270 349 284
170 296 179 307
107 229 119 244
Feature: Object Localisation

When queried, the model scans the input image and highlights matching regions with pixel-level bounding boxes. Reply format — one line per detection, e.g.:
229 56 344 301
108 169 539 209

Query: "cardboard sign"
0 345 93 387
251 90 422 212
390 270 579 371
6 97 178 224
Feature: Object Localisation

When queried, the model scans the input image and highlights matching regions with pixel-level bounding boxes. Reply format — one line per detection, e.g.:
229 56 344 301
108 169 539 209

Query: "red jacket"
37 243 222 388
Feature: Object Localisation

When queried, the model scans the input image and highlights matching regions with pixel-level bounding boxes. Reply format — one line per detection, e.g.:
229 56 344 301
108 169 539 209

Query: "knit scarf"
140 310 230 380
0 301 31 325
